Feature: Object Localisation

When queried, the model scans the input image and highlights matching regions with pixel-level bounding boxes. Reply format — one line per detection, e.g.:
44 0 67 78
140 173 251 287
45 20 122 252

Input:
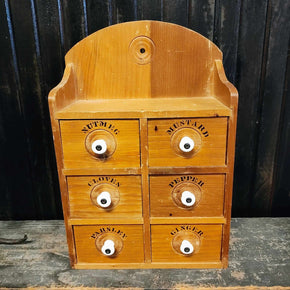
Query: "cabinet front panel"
60 120 140 169
151 224 222 263
148 118 227 167
150 175 225 217
68 175 142 218
74 225 144 263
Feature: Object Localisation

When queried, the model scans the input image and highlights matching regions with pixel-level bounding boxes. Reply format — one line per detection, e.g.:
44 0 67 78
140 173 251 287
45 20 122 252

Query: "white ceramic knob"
97 191 111 208
91 139 107 154
181 190 196 207
179 136 194 152
101 239 115 256
180 240 194 255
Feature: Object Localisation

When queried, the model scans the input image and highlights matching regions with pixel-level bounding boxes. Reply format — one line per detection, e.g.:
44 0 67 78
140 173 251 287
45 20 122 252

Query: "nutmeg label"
166 119 209 137
88 176 120 187
168 175 204 188
81 120 120 135
170 225 203 237
90 227 127 239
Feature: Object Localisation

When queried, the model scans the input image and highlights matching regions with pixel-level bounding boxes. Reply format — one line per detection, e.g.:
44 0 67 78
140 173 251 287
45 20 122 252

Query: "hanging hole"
140 48 145 54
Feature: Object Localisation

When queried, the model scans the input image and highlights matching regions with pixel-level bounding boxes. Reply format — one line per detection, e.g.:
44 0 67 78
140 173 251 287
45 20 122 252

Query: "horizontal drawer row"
60 118 228 169
74 224 222 264
67 174 225 218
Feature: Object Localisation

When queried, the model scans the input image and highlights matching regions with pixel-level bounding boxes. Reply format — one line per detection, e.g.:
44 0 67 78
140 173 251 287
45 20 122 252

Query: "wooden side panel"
74 225 144 263
67 176 142 218
151 224 222 262
148 118 227 167
150 175 225 217
60 120 140 169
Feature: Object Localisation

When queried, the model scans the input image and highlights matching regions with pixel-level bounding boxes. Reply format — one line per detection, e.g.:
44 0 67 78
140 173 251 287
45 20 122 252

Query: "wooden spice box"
49 21 238 269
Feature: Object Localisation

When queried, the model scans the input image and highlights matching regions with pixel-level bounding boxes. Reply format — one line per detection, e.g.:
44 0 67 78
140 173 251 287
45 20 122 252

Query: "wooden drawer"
150 175 225 217
151 224 222 263
60 120 140 169
74 225 144 263
68 175 142 218
148 118 227 167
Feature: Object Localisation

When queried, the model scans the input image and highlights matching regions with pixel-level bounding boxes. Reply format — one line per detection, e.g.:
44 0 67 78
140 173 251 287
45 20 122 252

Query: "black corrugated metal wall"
0 0 289 219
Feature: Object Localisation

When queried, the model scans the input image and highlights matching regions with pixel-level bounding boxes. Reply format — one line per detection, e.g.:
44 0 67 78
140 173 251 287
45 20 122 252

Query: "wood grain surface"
55 97 232 119
74 225 144 263
60 120 140 169
151 224 222 263
148 118 228 167
150 174 225 217
48 21 238 269
67 175 142 218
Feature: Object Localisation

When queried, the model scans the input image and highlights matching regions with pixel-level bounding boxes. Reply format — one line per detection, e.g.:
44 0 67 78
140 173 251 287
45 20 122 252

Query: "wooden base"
73 261 224 269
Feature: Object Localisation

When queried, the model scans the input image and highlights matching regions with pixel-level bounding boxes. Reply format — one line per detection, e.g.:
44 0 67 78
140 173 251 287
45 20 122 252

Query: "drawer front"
60 120 140 169
74 225 144 263
148 118 227 167
68 176 142 218
150 175 225 217
151 224 222 262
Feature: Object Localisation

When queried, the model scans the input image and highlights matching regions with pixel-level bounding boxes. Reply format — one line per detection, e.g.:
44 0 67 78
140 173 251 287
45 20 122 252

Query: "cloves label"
88 176 120 187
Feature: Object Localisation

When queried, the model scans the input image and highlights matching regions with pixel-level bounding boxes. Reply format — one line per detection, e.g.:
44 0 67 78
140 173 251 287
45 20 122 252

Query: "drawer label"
168 175 204 188
170 225 203 237
90 227 127 239
88 176 120 187
166 119 209 137
81 121 120 135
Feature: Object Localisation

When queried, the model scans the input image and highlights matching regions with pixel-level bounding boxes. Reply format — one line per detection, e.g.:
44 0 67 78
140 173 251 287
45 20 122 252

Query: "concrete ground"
0 218 289 289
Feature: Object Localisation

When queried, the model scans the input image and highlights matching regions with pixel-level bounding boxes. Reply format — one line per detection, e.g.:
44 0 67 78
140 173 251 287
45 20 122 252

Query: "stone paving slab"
0 218 289 288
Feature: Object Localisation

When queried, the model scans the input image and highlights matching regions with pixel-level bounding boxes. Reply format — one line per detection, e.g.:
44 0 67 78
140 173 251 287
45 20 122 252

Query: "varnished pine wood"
150 175 225 218
151 224 222 263
150 217 226 224
67 176 142 218
48 21 238 269
148 118 228 167
74 225 144 263
55 97 232 119
63 21 222 101
63 167 141 175
48 64 77 266
60 120 140 169
68 218 144 225
139 118 151 262
74 261 223 269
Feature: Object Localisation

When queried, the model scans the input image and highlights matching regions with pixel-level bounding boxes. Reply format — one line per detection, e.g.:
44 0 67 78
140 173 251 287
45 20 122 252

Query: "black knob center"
95 145 102 151
100 199 107 204
140 48 145 54
186 198 192 203
184 247 190 253
105 249 111 254
184 143 191 149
